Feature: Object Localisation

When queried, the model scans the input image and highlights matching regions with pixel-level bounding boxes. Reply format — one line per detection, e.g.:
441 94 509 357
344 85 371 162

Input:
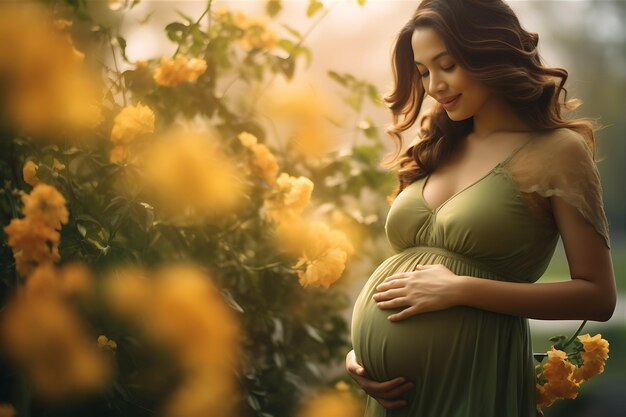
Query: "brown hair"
382 0 597 202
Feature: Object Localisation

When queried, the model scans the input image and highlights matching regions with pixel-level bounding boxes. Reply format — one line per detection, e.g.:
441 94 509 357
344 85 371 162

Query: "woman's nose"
429 74 446 95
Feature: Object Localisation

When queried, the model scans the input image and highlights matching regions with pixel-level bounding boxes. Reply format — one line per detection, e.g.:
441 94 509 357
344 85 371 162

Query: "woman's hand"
373 264 462 321
345 350 413 410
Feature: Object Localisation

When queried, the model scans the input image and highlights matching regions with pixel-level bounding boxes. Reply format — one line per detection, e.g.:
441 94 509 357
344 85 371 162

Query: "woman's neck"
471 95 531 139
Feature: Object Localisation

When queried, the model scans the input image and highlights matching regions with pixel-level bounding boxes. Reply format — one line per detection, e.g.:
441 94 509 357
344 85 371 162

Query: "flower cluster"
22 159 66 187
263 172 314 222
0 4 102 138
536 333 610 413
153 55 208 87
109 103 156 163
138 130 246 223
237 131 279 187
261 172 354 288
237 130 355 288
292 220 354 288
96 335 118 351
0 263 111 400
262 84 342 159
215 8 279 51
4 184 69 277
104 265 240 417
572 334 610 383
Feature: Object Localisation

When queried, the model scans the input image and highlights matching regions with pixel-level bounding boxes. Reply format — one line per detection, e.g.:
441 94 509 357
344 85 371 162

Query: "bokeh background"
0 1 624 417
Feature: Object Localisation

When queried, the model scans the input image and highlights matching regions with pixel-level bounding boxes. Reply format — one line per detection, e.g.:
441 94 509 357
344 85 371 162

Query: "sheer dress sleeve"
505 128 611 249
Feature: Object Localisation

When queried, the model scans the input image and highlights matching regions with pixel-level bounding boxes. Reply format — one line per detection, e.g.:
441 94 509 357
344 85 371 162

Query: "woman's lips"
440 94 461 110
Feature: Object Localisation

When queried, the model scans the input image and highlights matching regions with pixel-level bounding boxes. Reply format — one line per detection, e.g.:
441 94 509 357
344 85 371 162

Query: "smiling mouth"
440 95 461 109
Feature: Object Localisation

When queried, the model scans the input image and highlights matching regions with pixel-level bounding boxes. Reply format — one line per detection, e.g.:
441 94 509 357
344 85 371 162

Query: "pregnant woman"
347 1 616 416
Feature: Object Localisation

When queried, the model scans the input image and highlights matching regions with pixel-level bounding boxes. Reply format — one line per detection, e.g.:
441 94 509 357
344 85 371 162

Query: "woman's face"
411 27 491 121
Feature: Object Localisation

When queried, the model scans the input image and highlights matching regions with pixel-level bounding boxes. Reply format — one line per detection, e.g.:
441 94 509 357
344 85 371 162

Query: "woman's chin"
446 111 472 122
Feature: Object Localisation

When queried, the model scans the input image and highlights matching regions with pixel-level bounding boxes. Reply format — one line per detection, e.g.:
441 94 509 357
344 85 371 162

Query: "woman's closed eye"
419 64 456 78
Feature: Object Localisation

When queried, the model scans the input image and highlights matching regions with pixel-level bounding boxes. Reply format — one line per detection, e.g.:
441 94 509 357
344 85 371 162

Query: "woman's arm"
374 195 617 321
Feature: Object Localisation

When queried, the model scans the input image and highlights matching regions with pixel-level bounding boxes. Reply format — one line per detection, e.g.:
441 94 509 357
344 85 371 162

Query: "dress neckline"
420 132 538 214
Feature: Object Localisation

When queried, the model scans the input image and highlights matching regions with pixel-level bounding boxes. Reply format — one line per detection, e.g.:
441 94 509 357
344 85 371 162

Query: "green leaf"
271 317 284 344
165 22 188 42
221 290 245 313
247 394 261 411
346 92 362 112
273 352 285 368
276 56 295 79
304 324 324 343
281 24 303 40
294 46 312 67
307 0 324 18
278 39 296 54
266 0 282 17
367 83 382 105
327 70 347 86
116 36 128 62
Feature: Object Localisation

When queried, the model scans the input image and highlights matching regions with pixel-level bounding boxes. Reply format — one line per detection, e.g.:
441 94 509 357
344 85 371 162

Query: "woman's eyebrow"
414 50 450 65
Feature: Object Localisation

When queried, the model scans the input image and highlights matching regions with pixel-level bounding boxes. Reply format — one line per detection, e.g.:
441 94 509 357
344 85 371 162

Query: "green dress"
350 129 611 417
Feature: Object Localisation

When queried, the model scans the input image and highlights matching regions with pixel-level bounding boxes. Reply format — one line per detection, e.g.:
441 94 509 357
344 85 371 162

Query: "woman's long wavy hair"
383 0 597 202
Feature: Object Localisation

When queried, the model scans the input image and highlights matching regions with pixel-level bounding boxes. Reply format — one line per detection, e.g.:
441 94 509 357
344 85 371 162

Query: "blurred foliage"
0 0 396 416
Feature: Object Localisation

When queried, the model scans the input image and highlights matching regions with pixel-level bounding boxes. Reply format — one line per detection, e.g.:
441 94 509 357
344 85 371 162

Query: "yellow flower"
1 279 112 400
231 11 278 51
110 103 155 145
535 383 553 410
23 160 39 186
21 184 69 230
572 333 609 383
153 55 207 87
262 83 344 159
263 173 314 222
0 403 16 417
52 159 66 171
0 4 102 139
292 220 354 288
238 132 279 186
334 381 350 391
4 184 68 276
59 263 94 299
139 130 245 223
4 218 60 277
104 264 240 417
297 390 363 417
536 348 579 411
109 145 129 164
104 267 152 318
97 335 117 351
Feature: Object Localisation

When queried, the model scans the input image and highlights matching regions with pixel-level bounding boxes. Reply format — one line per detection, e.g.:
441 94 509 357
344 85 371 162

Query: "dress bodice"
384 128 610 283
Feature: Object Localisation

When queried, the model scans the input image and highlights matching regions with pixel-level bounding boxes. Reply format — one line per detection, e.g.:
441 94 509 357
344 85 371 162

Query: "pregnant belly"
350 249 505 383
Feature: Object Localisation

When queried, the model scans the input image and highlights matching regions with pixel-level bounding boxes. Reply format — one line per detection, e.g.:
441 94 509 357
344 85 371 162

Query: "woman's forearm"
457 276 616 322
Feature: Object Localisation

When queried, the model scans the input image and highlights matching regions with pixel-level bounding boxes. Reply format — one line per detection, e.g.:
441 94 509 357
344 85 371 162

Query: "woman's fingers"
376 297 410 310
345 350 366 376
381 272 409 284
376 277 408 291
388 305 420 321
371 381 414 400
376 398 408 410
345 350 414 409
372 288 404 302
